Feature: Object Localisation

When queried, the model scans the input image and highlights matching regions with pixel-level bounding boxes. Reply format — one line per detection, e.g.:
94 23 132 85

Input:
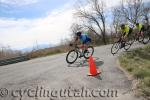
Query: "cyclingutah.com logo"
0 86 118 100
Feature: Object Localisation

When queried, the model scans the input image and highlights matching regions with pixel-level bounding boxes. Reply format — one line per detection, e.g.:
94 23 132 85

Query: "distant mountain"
21 44 54 52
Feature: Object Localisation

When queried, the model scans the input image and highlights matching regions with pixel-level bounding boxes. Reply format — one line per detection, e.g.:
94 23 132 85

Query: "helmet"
133 19 136 24
136 23 139 26
120 24 125 29
76 32 81 36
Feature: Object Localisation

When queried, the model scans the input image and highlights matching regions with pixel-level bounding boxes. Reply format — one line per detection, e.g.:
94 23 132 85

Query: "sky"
1 0 145 50
0 0 77 50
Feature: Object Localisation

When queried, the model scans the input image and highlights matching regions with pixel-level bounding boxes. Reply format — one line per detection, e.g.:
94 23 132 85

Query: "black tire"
143 31 150 44
84 46 94 59
66 50 78 64
128 34 135 45
138 35 144 43
111 42 121 55
124 35 134 51
124 42 132 51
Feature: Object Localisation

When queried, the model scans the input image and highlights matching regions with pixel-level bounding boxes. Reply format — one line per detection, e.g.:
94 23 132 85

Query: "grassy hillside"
119 45 150 99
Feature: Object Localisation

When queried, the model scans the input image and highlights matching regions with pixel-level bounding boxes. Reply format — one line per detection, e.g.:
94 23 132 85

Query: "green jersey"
120 25 130 34
136 23 143 31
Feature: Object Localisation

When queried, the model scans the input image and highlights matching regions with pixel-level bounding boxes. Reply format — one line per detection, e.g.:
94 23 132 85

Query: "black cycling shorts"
128 28 133 35
123 28 132 37
140 26 145 32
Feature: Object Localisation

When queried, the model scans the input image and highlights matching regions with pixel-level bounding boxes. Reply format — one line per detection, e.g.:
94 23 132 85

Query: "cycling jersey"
79 34 91 44
136 23 143 31
120 25 130 37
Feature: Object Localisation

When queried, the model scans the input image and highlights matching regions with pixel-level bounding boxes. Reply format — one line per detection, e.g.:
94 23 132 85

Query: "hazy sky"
0 0 142 50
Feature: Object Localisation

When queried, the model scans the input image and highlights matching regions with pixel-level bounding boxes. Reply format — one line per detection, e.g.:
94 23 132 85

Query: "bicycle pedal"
84 50 88 53
79 55 83 58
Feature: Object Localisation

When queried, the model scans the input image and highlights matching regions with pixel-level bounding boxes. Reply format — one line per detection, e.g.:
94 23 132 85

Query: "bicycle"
134 32 145 43
111 35 134 55
132 25 150 44
132 31 149 44
66 44 94 64
142 26 150 44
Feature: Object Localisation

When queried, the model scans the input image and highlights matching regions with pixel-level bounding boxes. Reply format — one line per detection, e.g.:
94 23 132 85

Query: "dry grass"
119 45 150 98
27 45 71 59
0 49 22 60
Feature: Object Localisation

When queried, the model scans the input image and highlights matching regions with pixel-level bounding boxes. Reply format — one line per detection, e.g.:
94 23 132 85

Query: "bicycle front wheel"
124 35 134 51
66 50 78 64
84 46 94 59
124 42 132 51
111 42 120 55
128 34 135 45
138 35 144 43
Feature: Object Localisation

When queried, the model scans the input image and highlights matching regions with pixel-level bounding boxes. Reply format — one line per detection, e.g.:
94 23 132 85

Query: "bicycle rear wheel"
124 42 132 51
84 46 94 59
138 35 144 43
143 31 150 44
111 42 121 55
128 34 135 44
66 50 78 64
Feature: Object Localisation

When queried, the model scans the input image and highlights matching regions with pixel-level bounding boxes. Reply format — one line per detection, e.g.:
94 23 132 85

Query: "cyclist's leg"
127 28 133 38
129 28 133 35
121 33 126 48
123 32 129 42
82 38 91 53
83 41 88 51
140 26 145 36
125 28 133 43
78 42 85 58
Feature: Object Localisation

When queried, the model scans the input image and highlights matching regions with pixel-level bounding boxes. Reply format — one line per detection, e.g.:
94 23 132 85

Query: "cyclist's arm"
118 29 124 38
124 32 128 38
75 36 78 41
74 36 81 45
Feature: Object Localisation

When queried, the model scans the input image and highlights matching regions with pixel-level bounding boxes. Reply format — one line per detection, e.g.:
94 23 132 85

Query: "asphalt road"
0 43 148 100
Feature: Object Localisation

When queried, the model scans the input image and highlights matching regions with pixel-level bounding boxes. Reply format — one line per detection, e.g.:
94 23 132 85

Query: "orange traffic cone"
88 56 101 76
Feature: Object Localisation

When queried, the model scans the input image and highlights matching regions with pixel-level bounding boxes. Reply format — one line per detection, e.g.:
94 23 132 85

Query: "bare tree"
112 8 122 34
112 0 150 34
92 0 106 44
113 0 144 24
75 0 107 44
70 23 83 34
141 2 150 24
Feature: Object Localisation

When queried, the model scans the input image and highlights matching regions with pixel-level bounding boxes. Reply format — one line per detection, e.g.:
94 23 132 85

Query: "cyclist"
120 24 133 47
135 23 145 36
75 31 91 57
143 19 150 30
